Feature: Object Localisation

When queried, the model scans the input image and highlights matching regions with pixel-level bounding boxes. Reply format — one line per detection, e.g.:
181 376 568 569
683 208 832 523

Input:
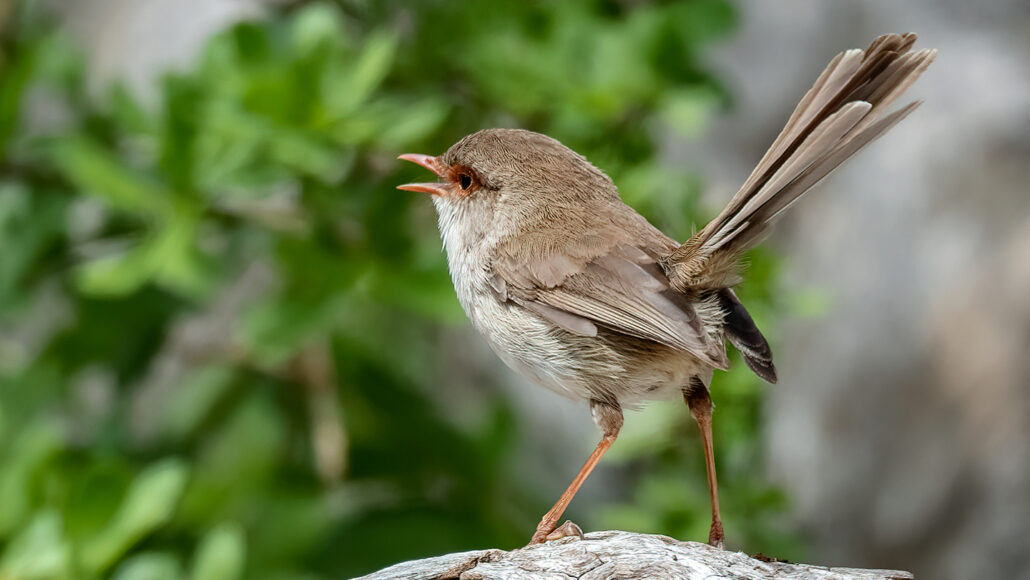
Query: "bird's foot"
529 520 584 544
708 519 725 550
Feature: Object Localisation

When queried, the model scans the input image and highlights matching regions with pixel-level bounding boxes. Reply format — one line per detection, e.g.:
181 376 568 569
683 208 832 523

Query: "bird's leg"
684 384 725 549
530 401 623 544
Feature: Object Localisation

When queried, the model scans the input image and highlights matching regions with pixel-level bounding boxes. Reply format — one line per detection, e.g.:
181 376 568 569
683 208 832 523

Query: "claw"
530 520 583 544
546 520 584 542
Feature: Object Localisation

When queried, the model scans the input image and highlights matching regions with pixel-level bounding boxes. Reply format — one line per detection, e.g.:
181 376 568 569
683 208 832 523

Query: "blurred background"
0 0 1026 579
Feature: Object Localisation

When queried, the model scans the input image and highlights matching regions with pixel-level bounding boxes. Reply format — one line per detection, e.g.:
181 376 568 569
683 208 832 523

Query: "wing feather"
493 243 728 369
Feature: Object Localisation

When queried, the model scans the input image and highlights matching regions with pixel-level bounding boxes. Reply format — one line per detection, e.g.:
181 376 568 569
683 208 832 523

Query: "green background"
0 1 797 578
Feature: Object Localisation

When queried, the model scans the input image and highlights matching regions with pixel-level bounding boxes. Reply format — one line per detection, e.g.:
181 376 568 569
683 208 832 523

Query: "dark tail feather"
718 290 777 383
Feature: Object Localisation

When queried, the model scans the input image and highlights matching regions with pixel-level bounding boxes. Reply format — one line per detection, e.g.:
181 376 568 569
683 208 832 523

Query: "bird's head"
397 129 617 216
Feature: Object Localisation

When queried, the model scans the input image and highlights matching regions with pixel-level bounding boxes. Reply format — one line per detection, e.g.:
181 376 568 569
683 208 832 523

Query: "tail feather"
718 290 777 383
666 33 936 292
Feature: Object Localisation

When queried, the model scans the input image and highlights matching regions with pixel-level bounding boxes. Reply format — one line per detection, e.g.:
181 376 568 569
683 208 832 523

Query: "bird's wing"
490 240 728 369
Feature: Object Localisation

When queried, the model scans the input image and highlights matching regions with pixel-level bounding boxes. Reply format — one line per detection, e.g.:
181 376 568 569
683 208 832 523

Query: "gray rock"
357 531 914 580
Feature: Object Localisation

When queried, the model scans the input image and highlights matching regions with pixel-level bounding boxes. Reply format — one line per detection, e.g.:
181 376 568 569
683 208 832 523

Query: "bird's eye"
458 173 473 190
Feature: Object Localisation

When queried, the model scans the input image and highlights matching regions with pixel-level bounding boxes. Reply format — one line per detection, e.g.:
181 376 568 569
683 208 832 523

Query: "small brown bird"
398 33 935 547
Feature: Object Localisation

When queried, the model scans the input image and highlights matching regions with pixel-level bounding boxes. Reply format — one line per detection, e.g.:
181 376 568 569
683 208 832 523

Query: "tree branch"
357 530 913 580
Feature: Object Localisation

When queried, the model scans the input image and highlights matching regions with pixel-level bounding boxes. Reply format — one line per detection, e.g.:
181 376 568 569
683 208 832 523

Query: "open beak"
397 154 450 196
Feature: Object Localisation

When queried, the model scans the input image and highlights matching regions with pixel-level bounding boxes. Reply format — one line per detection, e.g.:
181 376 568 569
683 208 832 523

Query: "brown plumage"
398 33 935 548
667 33 935 292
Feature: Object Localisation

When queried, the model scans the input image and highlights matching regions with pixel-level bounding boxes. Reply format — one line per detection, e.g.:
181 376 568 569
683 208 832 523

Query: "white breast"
434 197 601 400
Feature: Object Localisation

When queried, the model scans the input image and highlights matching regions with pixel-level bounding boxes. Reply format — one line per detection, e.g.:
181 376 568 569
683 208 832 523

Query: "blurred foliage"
0 0 798 578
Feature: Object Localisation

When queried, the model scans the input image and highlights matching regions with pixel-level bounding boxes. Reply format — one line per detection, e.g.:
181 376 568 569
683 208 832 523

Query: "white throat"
432 195 498 325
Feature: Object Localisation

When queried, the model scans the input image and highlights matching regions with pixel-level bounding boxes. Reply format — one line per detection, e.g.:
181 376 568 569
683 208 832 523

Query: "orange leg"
530 402 622 544
685 386 725 549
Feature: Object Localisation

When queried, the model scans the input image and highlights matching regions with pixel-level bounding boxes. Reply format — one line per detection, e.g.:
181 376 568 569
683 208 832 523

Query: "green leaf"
376 98 450 149
75 212 208 299
51 137 174 219
107 83 154 135
74 243 156 298
189 523 246 580
267 130 342 181
0 29 40 155
149 214 211 298
159 76 205 192
177 395 284 527
290 3 346 56
158 366 235 443
112 552 184 580
327 30 397 115
0 420 62 537
0 510 73 580
80 459 190 575
0 184 69 306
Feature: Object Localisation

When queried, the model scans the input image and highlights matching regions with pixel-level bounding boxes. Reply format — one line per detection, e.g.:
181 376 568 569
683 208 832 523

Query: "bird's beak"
397 154 450 196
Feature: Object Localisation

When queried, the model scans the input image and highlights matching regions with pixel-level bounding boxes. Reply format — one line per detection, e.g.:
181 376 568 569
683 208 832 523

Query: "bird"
397 33 935 547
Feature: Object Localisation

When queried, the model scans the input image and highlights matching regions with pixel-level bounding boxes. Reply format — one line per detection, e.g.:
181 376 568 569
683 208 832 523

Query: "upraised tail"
666 33 936 292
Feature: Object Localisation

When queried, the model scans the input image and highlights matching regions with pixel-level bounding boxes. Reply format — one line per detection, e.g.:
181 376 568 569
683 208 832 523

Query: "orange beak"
397 154 450 196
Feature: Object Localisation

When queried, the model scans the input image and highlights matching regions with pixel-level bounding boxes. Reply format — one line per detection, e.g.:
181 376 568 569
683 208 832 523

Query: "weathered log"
356 530 913 580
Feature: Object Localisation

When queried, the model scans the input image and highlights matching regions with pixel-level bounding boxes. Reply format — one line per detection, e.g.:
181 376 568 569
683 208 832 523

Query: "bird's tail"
666 33 936 292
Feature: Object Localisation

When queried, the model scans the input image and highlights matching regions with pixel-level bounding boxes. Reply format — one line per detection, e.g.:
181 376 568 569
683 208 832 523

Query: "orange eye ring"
446 165 481 196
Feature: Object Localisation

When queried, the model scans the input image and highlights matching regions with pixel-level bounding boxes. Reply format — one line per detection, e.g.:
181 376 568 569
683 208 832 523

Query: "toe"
544 520 584 542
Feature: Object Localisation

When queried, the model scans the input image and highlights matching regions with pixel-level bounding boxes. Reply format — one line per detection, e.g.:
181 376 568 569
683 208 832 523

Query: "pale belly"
460 282 707 407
